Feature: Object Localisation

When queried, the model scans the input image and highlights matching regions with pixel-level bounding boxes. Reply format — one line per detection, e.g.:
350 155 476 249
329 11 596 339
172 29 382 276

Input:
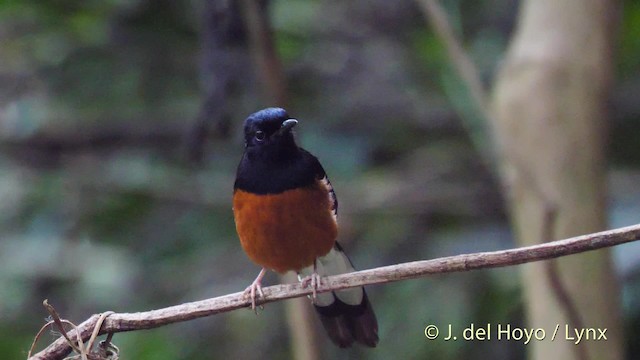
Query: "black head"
236 108 322 193
243 107 298 151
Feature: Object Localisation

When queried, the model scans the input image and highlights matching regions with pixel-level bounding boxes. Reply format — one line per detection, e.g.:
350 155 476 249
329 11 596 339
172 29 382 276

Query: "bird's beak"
277 119 298 135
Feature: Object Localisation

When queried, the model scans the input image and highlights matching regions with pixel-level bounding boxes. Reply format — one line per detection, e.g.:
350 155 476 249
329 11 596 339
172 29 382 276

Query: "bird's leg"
301 259 321 299
244 268 267 312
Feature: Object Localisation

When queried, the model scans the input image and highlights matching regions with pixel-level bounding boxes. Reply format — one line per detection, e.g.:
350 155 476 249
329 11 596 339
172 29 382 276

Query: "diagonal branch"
29 223 640 360
415 0 491 121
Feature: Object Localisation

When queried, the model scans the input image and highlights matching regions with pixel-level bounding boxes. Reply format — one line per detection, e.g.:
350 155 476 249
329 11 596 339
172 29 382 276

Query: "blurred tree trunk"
239 1 320 359
187 0 250 163
193 1 319 358
492 1 622 359
240 0 287 107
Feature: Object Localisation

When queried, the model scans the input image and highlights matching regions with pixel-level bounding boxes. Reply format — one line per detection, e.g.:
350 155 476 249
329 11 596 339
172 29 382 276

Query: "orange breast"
233 182 337 273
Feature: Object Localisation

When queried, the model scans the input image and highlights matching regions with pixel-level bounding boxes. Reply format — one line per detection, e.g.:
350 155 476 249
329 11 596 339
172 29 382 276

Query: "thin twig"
42 300 83 355
27 321 55 358
29 223 640 360
85 312 114 352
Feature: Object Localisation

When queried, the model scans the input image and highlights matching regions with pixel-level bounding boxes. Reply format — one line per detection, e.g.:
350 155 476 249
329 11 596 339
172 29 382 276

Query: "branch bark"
29 223 640 360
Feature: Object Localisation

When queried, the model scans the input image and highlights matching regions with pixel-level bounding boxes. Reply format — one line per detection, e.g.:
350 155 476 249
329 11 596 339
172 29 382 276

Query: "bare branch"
415 0 491 120
29 223 640 360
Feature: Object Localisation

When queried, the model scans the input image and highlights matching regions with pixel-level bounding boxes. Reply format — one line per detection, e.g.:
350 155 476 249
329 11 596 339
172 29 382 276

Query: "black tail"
314 289 379 348
300 243 379 348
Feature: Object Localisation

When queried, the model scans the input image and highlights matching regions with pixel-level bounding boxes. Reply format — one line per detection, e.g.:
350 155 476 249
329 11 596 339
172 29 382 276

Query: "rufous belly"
233 182 337 273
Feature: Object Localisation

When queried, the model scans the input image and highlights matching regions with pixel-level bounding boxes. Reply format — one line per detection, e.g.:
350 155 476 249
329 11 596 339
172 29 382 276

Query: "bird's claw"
244 281 264 313
301 272 322 299
244 269 266 313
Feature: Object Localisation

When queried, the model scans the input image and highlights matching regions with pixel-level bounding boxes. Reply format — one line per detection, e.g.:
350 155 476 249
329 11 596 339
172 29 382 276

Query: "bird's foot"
243 268 266 312
301 272 322 299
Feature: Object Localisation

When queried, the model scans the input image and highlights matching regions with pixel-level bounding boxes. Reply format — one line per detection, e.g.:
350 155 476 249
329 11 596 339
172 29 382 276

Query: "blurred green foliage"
1 0 639 359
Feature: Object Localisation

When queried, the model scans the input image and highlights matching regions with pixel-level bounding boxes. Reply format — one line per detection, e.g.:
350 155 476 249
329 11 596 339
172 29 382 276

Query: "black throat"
234 146 321 195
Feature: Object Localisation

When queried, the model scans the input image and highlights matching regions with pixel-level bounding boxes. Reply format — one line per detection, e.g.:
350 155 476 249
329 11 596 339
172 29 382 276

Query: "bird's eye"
255 131 266 142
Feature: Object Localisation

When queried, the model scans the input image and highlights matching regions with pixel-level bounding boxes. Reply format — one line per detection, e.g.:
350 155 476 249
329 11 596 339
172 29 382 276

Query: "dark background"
2 0 640 359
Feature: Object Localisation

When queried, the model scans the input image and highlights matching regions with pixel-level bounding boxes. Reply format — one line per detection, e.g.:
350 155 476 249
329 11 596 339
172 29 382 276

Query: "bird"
232 107 379 348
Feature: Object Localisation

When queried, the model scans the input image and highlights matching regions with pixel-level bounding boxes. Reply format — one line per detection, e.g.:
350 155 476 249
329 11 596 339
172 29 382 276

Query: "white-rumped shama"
233 107 378 348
